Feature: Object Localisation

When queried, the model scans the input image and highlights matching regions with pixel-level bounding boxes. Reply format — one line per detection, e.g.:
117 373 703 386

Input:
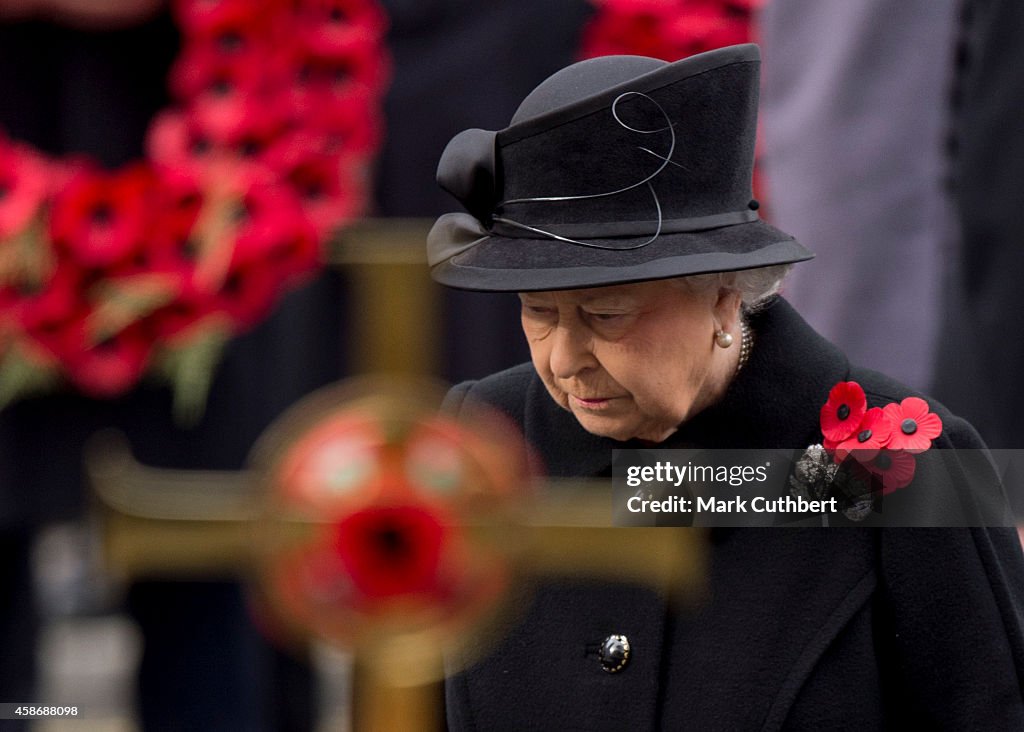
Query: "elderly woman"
426 45 1024 730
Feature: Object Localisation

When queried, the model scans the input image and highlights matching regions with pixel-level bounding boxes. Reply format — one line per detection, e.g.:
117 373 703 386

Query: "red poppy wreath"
580 0 761 62
0 0 389 420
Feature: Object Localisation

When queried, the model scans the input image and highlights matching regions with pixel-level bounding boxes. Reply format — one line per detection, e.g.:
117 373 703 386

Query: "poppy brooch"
791 381 943 521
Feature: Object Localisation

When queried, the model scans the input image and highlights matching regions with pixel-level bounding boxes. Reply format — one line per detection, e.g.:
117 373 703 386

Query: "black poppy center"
167 301 193 319
230 202 249 224
178 192 201 211
37 318 61 334
837 404 851 420
240 139 262 157
18 280 43 297
0 184 9 200
372 524 412 564
874 453 893 470
95 336 119 352
180 238 200 260
333 65 351 84
218 31 243 53
223 272 243 295
91 203 114 225
901 418 918 435
857 429 873 443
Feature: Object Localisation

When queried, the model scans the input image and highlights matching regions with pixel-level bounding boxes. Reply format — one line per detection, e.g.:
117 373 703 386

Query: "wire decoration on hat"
490 91 677 251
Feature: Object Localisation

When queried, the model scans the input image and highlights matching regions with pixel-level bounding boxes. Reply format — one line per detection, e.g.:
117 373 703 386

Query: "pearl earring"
715 329 734 348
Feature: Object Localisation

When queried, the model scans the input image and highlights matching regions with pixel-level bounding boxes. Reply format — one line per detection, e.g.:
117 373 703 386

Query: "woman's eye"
588 312 625 322
524 305 555 317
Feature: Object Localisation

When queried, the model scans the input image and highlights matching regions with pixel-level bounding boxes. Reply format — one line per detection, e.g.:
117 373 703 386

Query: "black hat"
426 44 812 292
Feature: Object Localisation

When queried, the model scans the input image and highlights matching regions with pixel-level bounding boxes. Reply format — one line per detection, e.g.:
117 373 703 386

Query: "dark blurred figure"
933 0 1024 464
758 0 959 392
376 0 593 383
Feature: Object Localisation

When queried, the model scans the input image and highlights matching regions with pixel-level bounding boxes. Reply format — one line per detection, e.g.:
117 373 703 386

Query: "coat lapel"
658 528 878 730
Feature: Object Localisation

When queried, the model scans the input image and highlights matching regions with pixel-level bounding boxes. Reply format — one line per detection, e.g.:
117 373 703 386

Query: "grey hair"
672 264 793 314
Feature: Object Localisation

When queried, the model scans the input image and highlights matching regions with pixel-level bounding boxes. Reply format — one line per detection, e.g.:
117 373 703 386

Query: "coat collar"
524 297 851 477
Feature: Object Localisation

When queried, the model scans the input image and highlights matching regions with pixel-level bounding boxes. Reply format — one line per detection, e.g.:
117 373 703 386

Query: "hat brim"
429 219 813 292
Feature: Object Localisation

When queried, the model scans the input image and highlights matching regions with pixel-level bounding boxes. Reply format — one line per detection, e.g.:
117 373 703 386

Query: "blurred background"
0 0 1021 729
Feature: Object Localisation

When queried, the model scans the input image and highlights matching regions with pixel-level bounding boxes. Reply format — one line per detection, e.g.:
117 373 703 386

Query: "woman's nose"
549 322 596 379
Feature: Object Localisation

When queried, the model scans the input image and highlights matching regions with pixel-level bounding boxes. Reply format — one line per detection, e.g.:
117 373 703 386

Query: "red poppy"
173 0 286 42
833 407 894 463
10 263 86 341
169 96 293 167
229 182 322 280
262 221 322 281
207 259 283 329
284 39 388 110
105 169 204 279
226 102 294 165
126 257 205 342
145 298 199 342
49 165 156 269
265 146 365 237
146 290 215 342
883 397 943 453
0 139 51 239
170 45 278 146
170 36 266 103
332 504 448 601
863 449 917 495
53 319 153 398
300 90 382 156
149 114 267 187
293 0 390 62
147 111 212 177
820 381 868 442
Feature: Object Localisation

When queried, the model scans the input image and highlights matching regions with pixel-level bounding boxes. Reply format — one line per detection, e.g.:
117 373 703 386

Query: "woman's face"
519 279 739 443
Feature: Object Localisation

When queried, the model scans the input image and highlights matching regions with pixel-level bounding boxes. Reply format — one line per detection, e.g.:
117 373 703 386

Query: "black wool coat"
442 298 1024 731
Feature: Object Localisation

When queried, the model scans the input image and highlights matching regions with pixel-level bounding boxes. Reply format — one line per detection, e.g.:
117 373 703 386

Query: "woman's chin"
567 408 620 438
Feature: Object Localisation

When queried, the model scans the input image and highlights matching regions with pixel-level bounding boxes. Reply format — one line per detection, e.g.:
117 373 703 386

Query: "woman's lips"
570 394 616 410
